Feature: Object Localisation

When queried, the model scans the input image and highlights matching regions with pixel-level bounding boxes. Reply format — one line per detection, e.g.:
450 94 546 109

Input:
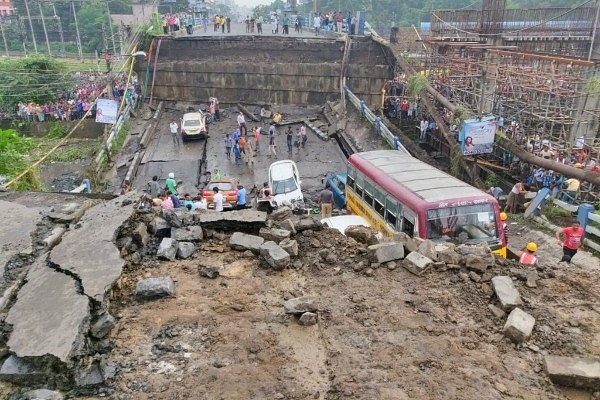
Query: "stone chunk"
195 209 267 231
0 355 46 385
199 266 220 279
171 226 203 242
463 253 495 273
492 276 523 310
295 217 323 232
176 242 196 259
403 251 432 276
275 218 297 235
229 232 265 254
298 312 318 326
279 238 299 257
503 307 535 343
488 304 506 319
368 242 404 264
149 216 171 236
135 277 175 300
259 227 291 243
162 208 193 228
417 240 438 261
157 238 179 261
133 222 149 247
260 241 290 270
22 389 64 400
435 243 461 264
90 313 116 339
284 296 318 314
344 225 378 245
270 206 293 221
544 355 600 389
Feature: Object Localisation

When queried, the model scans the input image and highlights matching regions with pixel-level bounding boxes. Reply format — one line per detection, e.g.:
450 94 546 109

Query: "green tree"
0 128 38 190
0 55 74 112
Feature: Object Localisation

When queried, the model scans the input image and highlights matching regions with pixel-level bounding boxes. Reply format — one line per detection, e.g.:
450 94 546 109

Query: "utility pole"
0 19 9 57
72 1 83 61
102 24 108 52
53 3 66 56
23 0 37 52
39 3 51 56
106 0 117 54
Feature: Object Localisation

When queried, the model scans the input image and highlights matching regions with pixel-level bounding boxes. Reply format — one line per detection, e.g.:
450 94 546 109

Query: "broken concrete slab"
464 253 495 273
171 226 204 242
229 232 265 254
403 251 432 276
295 217 323 232
284 296 318 314
50 197 134 303
259 227 291 243
22 389 64 400
368 242 404 264
6 261 90 362
503 307 535 343
162 208 194 228
279 238 299 257
417 240 438 261
270 206 293 221
0 355 46 385
195 209 267 231
492 276 523 310
0 199 39 280
176 242 196 259
435 243 461 265
344 225 378 245
157 238 179 261
260 241 290 270
135 277 176 300
132 222 150 247
544 355 600 389
149 216 171 236
90 313 116 339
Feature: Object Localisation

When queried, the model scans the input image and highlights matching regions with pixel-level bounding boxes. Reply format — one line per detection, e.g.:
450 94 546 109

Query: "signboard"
459 116 497 156
95 99 119 124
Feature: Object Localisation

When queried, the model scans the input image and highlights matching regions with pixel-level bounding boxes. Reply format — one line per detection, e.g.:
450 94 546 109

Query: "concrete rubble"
260 241 291 270
229 232 265 254
492 276 523 310
503 307 535 343
135 277 176 300
157 238 179 261
544 355 600 389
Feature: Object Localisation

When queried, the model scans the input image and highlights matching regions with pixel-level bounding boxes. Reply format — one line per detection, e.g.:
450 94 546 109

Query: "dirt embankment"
104 210 600 400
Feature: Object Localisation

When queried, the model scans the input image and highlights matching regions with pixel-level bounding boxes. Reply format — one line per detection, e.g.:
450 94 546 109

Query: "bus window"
363 181 374 208
346 175 355 190
402 211 416 237
385 198 398 227
355 175 364 198
374 187 385 217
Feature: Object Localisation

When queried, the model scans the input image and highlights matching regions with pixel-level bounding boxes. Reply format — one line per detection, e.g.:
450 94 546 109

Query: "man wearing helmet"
165 172 178 196
518 242 538 266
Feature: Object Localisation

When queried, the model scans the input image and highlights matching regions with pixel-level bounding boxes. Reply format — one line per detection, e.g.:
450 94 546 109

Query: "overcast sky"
235 0 274 7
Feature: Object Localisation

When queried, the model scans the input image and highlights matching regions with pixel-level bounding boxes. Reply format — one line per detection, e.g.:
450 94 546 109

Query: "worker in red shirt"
555 220 585 263
518 242 538 266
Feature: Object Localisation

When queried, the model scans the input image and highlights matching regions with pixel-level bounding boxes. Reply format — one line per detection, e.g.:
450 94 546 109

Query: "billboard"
95 99 119 124
459 116 497 156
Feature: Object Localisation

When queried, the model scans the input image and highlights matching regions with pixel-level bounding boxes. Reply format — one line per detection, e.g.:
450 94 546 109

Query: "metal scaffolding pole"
53 3 66 56
23 0 37 52
72 1 83 61
0 19 8 56
39 3 51 56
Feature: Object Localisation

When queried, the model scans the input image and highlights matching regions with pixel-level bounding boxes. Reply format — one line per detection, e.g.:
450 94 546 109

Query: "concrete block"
418 240 438 261
176 242 196 259
298 312 318 326
90 312 116 339
403 251 432 276
279 238 299 257
171 226 203 242
132 222 149 247
135 277 175 300
22 389 64 400
149 216 170 236
229 232 265 254
260 241 290 270
503 307 535 343
157 238 179 261
259 227 291 243
544 355 600 389
284 296 318 314
492 276 523 310
0 355 46 385
368 242 404 264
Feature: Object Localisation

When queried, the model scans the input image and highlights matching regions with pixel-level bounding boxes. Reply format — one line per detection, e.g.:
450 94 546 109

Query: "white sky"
235 0 276 6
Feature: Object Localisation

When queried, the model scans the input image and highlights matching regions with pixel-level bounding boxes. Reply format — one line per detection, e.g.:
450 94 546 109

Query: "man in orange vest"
518 242 538 266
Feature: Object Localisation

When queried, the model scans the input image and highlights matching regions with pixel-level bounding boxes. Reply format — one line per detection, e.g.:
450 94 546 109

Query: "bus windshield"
426 203 498 243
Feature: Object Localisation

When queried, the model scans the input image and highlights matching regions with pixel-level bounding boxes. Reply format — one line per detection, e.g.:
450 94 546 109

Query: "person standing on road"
300 124 307 148
260 107 267 123
314 15 321 35
226 16 231 33
165 172 178 196
213 187 224 212
236 185 247 210
283 14 290 34
257 15 263 34
294 128 301 152
237 112 248 136
233 140 242 165
269 122 277 136
148 175 161 198
254 126 261 153
319 183 335 217
169 119 180 146
224 134 233 160
268 132 277 158
556 220 585 264
245 140 255 167
286 127 293 153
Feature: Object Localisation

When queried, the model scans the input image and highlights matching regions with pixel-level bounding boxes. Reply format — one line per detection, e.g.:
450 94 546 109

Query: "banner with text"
95 99 119 124
459 117 497 156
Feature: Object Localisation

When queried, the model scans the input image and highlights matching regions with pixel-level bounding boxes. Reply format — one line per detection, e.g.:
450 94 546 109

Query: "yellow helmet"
500 212 507 221
526 242 537 252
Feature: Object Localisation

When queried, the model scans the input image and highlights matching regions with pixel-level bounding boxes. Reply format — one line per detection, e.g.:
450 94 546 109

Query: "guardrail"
343 86 410 155
583 211 600 253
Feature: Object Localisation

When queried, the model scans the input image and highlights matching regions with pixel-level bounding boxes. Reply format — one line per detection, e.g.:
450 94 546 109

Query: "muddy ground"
98 218 600 400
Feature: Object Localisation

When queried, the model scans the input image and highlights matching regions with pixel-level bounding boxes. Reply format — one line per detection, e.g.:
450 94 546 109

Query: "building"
0 0 15 16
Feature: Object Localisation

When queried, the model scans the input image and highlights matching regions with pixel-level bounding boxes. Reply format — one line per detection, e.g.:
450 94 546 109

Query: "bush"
0 128 40 190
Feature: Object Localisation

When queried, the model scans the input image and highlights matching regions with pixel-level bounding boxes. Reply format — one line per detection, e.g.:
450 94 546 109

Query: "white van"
268 160 303 206
181 111 207 141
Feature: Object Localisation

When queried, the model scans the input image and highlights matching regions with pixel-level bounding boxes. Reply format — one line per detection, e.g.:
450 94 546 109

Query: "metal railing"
343 85 410 155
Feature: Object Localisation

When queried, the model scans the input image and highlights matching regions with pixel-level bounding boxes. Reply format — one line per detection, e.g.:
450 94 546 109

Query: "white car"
181 112 207 141
268 160 303 206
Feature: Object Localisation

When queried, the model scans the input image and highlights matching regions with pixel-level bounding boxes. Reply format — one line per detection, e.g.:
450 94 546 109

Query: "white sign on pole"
95 99 119 124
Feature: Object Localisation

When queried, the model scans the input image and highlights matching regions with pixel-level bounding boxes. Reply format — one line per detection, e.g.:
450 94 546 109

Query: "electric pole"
106 0 117 54
23 0 37 52
53 3 66 56
39 3 51 56
72 1 83 61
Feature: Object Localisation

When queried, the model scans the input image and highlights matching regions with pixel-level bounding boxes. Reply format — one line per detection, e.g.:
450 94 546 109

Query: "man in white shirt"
237 112 247 136
313 15 321 35
169 119 180 146
213 187 224 212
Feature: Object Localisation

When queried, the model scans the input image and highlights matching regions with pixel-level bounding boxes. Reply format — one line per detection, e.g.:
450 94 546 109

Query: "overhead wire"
431 0 594 37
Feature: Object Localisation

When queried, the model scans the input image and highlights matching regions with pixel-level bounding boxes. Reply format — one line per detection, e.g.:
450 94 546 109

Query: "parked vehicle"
202 179 238 209
268 160 303 207
326 172 347 209
181 111 208 141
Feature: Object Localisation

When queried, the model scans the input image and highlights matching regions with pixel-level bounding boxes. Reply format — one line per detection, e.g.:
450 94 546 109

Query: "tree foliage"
0 55 74 112
0 128 36 189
